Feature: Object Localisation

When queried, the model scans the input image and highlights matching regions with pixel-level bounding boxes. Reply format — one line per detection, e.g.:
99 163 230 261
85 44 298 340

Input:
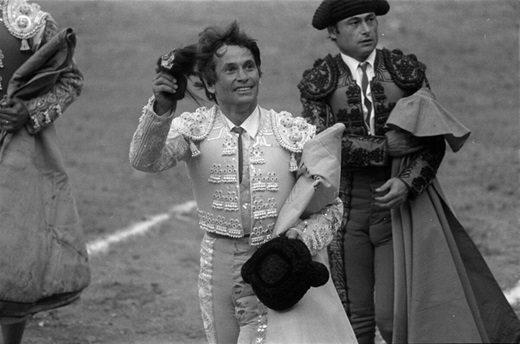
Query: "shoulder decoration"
270 110 316 171
2 0 49 51
171 106 217 157
172 106 216 142
381 48 426 91
297 54 338 100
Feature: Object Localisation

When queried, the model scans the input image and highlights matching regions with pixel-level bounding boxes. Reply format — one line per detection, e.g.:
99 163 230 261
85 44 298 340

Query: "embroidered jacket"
298 48 445 197
0 0 83 134
130 101 342 250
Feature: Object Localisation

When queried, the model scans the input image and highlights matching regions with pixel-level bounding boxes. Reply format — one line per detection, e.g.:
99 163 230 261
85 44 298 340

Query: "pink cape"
266 251 358 344
268 123 357 343
389 89 520 343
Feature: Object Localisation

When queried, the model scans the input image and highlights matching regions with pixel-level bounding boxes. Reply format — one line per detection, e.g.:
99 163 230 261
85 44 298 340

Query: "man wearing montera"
298 0 445 343
298 1 520 344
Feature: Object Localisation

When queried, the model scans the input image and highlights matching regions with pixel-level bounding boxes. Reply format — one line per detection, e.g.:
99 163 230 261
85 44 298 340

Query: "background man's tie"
232 126 244 183
360 62 373 131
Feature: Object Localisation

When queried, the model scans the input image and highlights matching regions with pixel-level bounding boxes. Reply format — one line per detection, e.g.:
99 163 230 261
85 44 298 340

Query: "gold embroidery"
198 235 217 344
271 110 315 153
0 36 3 90
2 0 48 51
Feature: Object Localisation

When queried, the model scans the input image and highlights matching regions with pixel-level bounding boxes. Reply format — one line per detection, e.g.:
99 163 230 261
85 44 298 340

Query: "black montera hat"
241 236 329 311
312 0 390 30
156 44 198 101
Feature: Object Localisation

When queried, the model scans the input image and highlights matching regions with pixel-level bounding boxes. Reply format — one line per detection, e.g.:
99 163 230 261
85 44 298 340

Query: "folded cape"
274 122 344 236
385 88 471 152
267 122 356 343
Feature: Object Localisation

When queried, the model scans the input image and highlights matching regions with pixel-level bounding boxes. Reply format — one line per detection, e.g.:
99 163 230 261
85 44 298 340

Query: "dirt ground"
19 204 520 344
23 210 208 344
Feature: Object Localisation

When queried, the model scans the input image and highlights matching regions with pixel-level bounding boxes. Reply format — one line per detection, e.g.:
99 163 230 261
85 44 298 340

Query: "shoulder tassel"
189 140 200 157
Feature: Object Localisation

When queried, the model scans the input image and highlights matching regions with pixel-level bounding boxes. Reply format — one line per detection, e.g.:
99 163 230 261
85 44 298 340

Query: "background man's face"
329 12 378 62
208 45 260 110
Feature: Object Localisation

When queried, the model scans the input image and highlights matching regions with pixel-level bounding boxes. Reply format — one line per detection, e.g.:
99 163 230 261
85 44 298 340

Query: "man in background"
298 0 445 342
298 0 520 343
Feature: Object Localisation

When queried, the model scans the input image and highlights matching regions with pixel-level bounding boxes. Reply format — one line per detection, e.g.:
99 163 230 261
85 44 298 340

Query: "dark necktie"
360 62 373 131
232 126 245 183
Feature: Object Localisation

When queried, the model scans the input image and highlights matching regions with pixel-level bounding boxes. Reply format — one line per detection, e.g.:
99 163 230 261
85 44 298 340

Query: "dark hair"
194 21 262 102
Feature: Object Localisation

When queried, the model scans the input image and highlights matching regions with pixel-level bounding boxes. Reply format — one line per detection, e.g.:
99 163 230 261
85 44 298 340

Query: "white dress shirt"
341 50 377 135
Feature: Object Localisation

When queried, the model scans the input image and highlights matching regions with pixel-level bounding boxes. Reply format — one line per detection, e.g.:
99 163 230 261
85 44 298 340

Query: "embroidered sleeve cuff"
293 198 343 256
397 137 446 198
130 96 187 172
26 104 63 134
141 96 175 122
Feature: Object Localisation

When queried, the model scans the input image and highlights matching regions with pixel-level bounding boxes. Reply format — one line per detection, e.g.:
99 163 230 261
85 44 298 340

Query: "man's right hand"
385 129 423 157
152 71 178 115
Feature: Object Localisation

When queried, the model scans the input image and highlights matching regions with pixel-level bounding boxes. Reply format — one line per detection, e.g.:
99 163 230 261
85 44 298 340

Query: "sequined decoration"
211 189 224 210
0 49 3 90
251 172 280 193
252 196 277 220
208 164 223 184
251 172 267 192
222 163 238 184
221 134 238 156
223 190 239 212
211 190 240 211
250 223 274 245
249 145 265 164
208 163 238 184
255 302 268 344
198 210 244 238
265 172 279 191
174 107 216 141
198 235 217 344
2 0 48 51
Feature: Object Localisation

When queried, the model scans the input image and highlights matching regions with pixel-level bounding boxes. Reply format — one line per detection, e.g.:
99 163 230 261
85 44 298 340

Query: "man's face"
329 12 378 62
207 45 260 111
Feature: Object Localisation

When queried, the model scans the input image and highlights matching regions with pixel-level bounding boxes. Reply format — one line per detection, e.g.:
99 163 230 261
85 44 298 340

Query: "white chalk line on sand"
505 282 520 306
86 200 197 256
86 200 520 306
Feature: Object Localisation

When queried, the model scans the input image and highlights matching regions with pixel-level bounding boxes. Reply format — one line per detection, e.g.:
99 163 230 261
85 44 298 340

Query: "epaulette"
2 0 49 50
381 48 427 91
297 54 338 100
270 110 316 171
172 106 216 141
270 110 316 153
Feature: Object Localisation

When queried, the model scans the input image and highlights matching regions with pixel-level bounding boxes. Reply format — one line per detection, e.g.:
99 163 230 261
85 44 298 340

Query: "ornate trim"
2 0 48 50
298 54 338 100
270 110 315 153
198 235 217 344
254 302 268 344
381 48 426 91
173 106 216 141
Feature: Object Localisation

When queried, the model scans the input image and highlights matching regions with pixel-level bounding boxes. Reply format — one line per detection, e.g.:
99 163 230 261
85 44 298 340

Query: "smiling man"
129 21 356 343
297 0 449 343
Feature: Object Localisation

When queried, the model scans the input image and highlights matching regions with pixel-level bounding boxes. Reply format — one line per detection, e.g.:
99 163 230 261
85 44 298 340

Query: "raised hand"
152 71 178 115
